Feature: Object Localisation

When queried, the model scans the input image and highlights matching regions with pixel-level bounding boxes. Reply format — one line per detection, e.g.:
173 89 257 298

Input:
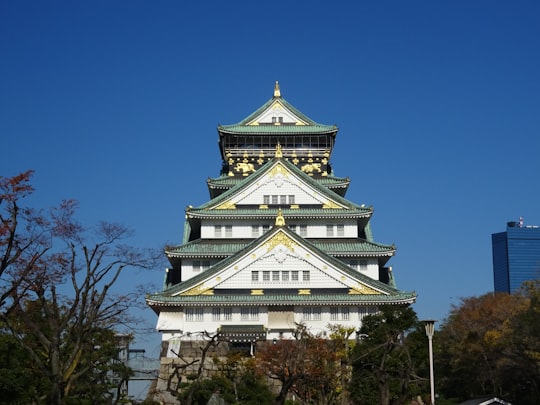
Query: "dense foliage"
0 171 157 404
350 305 426 405
436 282 540 404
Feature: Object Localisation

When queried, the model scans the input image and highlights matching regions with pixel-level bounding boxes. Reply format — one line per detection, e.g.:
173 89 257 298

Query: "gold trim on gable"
182 285 214 296
216 200 236 209
265 232 296 252
269 164 289 179
348 284 379 295
323 200 343 209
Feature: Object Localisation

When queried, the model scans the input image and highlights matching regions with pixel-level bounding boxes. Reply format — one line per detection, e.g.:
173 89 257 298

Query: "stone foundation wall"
150 340 234 404
149 340 287 404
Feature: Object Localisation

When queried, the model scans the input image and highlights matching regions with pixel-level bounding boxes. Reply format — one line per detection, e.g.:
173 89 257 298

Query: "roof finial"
275 143 283 158
275 208 285 226
274 81 281 98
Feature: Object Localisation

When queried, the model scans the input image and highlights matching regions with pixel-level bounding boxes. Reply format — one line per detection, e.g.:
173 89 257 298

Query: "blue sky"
2 0 540 395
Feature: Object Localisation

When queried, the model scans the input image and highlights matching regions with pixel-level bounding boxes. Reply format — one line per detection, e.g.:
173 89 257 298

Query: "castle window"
263 271 270 281
303 271 310 281
263 195 270 204
192 261 210 272
282 271 289 281
289 195 295 204
337 224 345 237
350 260 368 271
262 224 271 233
225 225 233 237
252 225 259 237
186 307 203 322
214 225 222 238
272 271 280 281
299 225 307 237
271 195 278 204
330 307 349 321
358 306 377 320
291 271 299 281
280 195 287 205
326 225 334 237
213 307 232 321
302 307 321 321
252 271 259 282
241 307 259 321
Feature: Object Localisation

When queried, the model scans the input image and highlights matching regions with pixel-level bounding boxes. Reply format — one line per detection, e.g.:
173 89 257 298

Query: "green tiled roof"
218 124 336 135
166 238 394 257
218 95 337 135
187 207 372 219
207 173 350 189
207 173 351 199
166 239 251 256
197 157 365 212
147 292 416 307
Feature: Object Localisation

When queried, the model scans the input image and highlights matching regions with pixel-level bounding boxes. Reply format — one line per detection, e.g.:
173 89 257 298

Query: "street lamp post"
423 320 436 405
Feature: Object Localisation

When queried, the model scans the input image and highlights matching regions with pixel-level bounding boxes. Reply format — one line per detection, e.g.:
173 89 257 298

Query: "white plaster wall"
159 305 380 342
201 219 359 240
182 259 219 281
364 262 379 279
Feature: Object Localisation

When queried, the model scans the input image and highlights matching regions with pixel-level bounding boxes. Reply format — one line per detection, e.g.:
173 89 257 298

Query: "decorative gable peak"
217 83 338 178
245 99 308 127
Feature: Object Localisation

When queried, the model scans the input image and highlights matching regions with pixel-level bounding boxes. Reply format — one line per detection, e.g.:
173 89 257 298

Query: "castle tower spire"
274 81 281 98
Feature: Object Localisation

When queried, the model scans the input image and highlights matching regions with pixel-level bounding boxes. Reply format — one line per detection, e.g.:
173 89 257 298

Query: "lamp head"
423 319 436 338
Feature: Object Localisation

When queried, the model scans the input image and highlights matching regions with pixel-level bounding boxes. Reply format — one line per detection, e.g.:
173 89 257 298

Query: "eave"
146 292 417 309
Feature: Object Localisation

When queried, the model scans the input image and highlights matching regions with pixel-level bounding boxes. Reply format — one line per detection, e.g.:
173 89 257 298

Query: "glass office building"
492 219 540 293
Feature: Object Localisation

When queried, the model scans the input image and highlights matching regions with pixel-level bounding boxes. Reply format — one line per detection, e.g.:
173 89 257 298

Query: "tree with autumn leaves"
256 323 345 405
436 283 540 404
0 171 158 404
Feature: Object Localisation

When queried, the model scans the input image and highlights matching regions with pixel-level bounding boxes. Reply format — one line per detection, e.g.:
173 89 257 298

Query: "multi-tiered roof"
147 83 415 341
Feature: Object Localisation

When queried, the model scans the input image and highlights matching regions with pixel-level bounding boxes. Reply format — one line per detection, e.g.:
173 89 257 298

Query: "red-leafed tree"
256 323 343 405
0 171 158 404
0 170 49 310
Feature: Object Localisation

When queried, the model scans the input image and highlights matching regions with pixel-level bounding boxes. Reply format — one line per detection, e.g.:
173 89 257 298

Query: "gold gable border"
182 285 215 296
348 284 380 295
264 231 297 252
